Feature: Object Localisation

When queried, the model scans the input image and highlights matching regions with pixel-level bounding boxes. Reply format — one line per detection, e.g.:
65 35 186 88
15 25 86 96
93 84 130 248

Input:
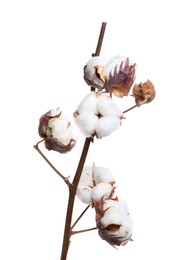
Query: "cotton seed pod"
74 92 123 138
84 56 108 90
133 80 155 105
83 55 136 98
38 108 76 153
94 198 133 247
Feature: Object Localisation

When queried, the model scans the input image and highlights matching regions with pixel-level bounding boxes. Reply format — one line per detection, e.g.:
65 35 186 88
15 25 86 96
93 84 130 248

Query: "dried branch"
60 22 107 260
33 140 71 187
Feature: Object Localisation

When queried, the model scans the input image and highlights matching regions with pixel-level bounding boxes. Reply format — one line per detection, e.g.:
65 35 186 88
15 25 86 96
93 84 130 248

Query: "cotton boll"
96 116 121 138
93 167 115 184
97 93 122 117
74 112 98 137
91 182 114 202
76 92 98 114
84 56 108 88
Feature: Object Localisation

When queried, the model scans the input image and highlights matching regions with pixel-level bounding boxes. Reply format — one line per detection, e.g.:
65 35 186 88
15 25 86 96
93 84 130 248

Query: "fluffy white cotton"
96 93 122 117
76 92 98 114
103 55 126 77
85 56 108 87
117 217 133 237
78 166 93 187
100 199 130 228
103 198 129 213
74 92 122 138
74 112 98 137
48 114 75 145
76 187 93 204
77 166 94 204
91 182 114 202
93 167 115 184
96 117 121 138
77 166 116 204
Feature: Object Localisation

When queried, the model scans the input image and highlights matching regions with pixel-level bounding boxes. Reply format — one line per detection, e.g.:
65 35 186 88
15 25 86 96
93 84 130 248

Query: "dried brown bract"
133 80 155 105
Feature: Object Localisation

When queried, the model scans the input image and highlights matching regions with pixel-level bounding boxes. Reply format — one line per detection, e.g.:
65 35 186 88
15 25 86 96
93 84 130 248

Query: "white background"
0 0 189 259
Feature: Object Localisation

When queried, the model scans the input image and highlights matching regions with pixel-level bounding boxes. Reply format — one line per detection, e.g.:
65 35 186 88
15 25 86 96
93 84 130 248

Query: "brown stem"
91 22 107 91
60 138 92 260
92 22 107 57
60 22 107 260
71 227 97 236
33 140 71 187
122 104 138 114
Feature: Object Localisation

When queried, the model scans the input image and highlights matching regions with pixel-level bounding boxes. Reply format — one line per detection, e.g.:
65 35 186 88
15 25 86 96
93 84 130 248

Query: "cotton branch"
33 140 71 187
60 22 107 260
122 104 138 114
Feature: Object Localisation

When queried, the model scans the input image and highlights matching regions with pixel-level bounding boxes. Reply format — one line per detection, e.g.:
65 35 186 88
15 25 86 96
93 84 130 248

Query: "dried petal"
104 58 136 97
133 80 155 105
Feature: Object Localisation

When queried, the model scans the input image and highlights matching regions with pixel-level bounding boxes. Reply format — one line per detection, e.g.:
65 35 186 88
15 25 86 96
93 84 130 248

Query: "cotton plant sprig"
34 22 155 260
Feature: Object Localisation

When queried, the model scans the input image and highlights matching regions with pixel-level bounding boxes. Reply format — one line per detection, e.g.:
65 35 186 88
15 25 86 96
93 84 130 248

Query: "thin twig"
122 104 138 114
92 22 107 57
71 227 97 236
91 22 107 92
60 137 92 260
33 140 71 187
71 205 91 230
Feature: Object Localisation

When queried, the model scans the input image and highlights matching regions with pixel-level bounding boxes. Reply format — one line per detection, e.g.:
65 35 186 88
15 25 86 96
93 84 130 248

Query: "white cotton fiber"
96 117 121 138
76 187 93 204
91 182 114 202
96 93 122 117
48 116 75 145
93 167 115 184
74 112 98 137
76 92 98 114
102 55 126 77
79 166 94 187
85 56 108 87
99 199 130 229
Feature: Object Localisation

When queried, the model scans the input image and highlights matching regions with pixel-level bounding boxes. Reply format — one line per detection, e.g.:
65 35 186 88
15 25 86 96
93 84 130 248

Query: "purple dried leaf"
104 58 136 98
